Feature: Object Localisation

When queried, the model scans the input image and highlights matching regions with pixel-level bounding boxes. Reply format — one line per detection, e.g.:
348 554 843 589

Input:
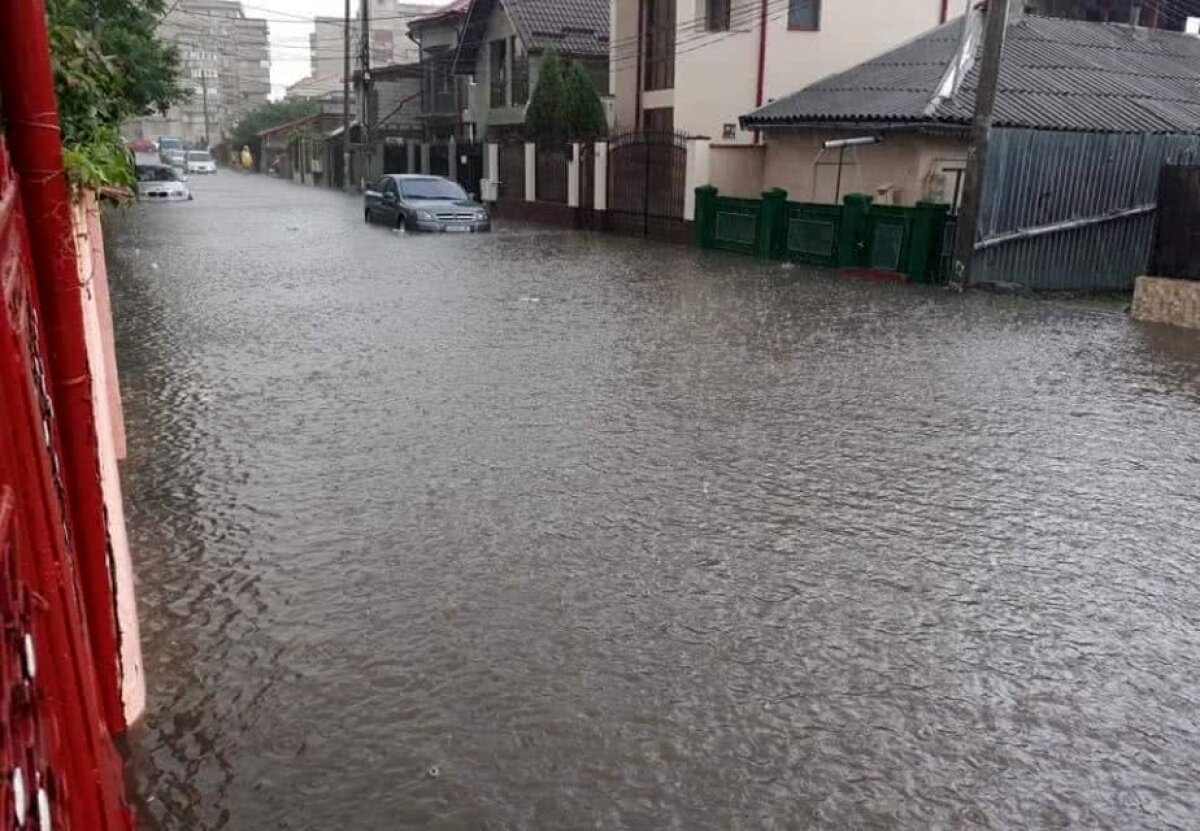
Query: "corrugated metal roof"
743 14 1200 134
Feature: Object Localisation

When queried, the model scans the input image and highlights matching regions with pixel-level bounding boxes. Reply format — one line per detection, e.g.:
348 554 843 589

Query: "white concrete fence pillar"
406 141 416 173
525 142 537 202
448 137 458 180
485 143 497 180
568 143 581 208
684 136 712 221
593 141 608 212
420 143 431 175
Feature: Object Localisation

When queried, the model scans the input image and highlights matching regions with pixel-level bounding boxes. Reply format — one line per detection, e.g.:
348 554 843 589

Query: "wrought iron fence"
608 130 688 239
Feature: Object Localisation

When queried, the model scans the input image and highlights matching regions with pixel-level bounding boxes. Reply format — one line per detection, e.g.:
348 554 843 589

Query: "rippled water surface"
107 174 1200 829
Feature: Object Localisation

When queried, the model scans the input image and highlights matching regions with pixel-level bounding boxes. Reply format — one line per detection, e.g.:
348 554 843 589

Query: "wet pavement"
107 172 1200 829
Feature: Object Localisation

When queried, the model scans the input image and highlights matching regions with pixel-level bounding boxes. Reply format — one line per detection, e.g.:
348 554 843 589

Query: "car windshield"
399 178 467 201
137 166 180 183
187 151 212 162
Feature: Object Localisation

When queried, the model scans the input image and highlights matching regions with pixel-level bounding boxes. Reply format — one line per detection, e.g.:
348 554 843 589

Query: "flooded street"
108 172 1200 829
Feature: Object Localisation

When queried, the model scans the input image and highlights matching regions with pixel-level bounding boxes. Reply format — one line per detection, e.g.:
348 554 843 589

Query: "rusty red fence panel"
1 131 131 831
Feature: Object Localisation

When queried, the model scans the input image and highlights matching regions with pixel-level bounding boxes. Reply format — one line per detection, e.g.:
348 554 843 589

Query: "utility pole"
952 0 1010 288
361 0 372 185
200 71 211 148
343 0 352 191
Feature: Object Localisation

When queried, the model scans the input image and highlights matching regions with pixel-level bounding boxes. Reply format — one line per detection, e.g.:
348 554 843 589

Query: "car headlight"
416 210 434 221
474 210 488 221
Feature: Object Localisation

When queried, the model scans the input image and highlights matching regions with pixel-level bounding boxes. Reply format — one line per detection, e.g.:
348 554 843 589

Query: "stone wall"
1132 276 1200 330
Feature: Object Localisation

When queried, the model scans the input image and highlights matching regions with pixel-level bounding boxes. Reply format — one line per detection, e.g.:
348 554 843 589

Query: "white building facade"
610 0 971 143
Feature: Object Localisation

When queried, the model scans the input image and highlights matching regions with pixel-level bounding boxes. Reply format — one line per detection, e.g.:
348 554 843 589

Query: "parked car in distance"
135 164 192 202
364 175 490 233
186 150 217 174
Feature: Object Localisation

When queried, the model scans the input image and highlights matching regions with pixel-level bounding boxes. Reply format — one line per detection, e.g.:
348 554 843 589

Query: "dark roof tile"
454 0 608 72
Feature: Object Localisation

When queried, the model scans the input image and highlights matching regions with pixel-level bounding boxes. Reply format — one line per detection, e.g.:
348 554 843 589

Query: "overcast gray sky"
250 0 441 97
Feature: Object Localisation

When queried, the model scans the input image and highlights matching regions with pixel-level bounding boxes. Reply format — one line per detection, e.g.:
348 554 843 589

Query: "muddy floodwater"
107 173 1200 829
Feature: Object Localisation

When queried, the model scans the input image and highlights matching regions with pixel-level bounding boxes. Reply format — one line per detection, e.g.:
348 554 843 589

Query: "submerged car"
186 150 217 174
136 164 192 202
364 175 490 232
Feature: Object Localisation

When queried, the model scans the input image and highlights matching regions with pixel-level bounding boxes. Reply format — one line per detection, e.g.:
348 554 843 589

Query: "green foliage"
229 99 320 151
562 61 609 141
525 51 609 145
61 127 136 189
47 0 186 189
523 49 567 147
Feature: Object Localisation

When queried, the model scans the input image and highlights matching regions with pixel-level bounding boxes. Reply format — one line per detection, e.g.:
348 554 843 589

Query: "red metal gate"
0 128 132 831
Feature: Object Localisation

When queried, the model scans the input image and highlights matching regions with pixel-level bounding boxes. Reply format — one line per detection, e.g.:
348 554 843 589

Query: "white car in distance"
136 164 192 202
186 150 217 175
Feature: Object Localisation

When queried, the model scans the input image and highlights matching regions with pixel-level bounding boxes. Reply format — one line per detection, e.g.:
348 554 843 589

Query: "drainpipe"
940 0 950 24
635 0 645 129
755 0 768 143
0 0 126 731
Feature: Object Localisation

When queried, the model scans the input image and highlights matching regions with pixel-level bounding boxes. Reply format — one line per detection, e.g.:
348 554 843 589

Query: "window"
642 106 674 132
399 177 468 200
707 0 731 31
511 37 529 106
586 60 610 96
643 0 675 91
788 0 821 30
490 39 507 108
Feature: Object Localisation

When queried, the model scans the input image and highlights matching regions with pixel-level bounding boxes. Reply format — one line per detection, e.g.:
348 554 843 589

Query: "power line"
165 0 798 74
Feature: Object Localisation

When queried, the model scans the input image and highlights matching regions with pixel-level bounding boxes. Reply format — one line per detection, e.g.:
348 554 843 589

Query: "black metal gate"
383 140 409 174
498 141 525 201
536 146 569 204
455 142 485 198
429 142 449 176
608 131 688 239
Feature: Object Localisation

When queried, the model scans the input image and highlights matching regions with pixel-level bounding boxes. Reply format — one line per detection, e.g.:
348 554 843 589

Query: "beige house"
451 0 610 140
608 0 971 151
741 11 1200 291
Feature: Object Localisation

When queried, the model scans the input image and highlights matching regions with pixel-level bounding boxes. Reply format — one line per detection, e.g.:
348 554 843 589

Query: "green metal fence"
695 186 951 284
782 202 842 267
712 197 761 254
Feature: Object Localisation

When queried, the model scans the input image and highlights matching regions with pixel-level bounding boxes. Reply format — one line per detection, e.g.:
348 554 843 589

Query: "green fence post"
757 187 787 259
695 185 719 249
837 193 873 268
907 201 950 283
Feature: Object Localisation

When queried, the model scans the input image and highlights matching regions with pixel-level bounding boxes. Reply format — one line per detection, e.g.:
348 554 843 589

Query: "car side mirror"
384 192 397 203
